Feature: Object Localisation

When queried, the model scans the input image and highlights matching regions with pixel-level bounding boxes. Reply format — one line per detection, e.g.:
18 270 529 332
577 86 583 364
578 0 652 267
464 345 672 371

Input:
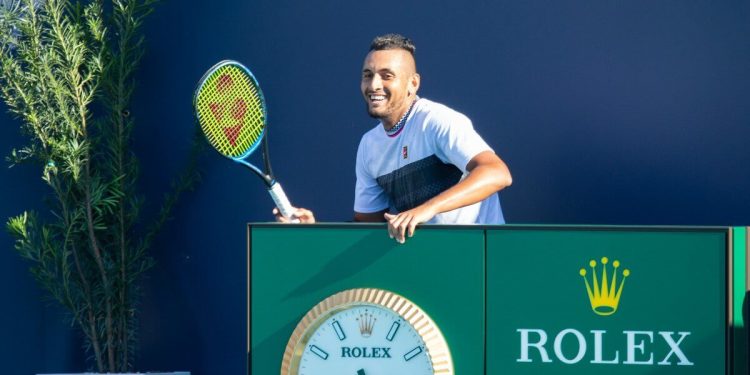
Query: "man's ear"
409 73 421 96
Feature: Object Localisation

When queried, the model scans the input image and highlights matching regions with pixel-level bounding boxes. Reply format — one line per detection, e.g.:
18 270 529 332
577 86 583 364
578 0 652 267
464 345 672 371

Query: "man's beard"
366 103 381 119
365 101 392 119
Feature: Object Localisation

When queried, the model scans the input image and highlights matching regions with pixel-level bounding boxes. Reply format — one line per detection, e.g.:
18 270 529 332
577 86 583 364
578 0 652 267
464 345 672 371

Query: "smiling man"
276 34 512 243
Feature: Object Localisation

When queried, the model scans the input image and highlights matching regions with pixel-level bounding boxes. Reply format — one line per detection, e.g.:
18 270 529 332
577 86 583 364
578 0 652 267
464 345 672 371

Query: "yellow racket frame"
193 60 298 219
194 61 267 159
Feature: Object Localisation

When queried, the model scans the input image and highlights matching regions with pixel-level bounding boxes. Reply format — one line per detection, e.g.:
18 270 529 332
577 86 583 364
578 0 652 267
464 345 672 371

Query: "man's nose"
368 75 383 91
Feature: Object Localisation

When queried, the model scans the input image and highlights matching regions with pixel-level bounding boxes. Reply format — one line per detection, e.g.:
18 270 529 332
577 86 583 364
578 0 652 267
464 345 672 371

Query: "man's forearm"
420 152 512 216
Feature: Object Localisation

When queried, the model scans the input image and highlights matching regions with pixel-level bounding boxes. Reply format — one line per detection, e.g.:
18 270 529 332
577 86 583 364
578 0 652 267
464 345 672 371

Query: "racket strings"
196 65 266 158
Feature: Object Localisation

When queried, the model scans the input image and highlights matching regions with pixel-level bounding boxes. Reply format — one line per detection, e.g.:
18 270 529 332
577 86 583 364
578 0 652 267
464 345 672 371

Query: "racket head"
193 60 267 160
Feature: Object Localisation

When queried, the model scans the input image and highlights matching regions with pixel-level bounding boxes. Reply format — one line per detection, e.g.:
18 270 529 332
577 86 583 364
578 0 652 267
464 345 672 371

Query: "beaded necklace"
385 98 417 138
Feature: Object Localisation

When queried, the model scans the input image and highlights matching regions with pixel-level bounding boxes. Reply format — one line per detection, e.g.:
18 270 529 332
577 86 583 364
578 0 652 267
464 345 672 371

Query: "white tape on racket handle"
268 182 299 223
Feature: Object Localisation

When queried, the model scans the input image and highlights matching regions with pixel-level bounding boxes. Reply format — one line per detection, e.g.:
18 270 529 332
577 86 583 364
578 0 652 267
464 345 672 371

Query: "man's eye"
383 74 394 80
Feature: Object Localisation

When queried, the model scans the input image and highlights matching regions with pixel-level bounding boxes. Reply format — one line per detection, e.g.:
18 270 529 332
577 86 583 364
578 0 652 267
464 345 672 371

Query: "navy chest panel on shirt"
375 154 463 212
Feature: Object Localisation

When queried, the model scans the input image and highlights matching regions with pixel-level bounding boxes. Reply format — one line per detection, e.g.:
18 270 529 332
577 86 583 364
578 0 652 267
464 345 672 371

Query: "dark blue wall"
2 0 749 374
0 110 81 372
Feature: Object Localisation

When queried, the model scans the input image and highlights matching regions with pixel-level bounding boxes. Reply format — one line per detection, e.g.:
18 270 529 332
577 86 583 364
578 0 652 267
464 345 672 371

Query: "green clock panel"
249 224 484 374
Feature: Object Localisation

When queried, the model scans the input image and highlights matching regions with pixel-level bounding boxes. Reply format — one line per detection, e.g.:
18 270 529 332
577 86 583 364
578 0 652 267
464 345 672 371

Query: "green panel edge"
733 226 747 375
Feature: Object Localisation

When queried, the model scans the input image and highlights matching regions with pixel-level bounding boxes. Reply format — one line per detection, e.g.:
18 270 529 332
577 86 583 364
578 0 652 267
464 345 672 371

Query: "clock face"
298 304 433 375
281 288 453 375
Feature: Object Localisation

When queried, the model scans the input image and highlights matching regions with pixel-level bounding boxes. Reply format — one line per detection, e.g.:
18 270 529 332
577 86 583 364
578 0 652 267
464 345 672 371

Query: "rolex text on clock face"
298 303 434 375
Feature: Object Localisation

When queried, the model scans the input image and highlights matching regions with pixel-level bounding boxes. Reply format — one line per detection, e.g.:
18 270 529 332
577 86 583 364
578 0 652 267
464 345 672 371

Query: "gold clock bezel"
280 288 454 375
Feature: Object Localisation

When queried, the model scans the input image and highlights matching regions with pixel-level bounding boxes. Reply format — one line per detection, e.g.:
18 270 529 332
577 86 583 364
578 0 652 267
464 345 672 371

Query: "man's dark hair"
369 34 416 56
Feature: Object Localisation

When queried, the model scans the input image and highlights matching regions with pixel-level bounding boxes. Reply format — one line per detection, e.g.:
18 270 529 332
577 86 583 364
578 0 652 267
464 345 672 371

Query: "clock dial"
298 304 432 374
281 288 453 375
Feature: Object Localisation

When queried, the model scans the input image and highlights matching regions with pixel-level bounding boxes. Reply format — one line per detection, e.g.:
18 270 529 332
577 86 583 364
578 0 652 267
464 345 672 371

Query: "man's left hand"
383 205 436 244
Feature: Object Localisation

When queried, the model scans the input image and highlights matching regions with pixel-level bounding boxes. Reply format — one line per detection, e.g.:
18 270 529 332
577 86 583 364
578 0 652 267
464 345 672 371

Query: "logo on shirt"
402 146 408 159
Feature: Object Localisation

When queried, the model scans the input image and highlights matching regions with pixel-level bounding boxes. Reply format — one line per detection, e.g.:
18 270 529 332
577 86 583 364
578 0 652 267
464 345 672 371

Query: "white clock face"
297 303 434 375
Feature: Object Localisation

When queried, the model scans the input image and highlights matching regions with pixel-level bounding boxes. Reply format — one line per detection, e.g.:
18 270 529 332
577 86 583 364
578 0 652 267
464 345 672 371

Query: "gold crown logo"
579 257 630 316
357 310 376 337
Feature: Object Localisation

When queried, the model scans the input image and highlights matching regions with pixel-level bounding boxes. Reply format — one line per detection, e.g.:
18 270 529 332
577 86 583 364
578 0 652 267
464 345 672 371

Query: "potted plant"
0 0 198 373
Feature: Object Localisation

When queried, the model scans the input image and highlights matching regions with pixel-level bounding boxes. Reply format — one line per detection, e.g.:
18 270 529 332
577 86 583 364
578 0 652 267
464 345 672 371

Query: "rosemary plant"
0 0 198 372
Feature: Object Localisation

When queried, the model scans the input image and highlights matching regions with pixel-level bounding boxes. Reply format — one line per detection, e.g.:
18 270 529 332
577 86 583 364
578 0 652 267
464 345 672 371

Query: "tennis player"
275 33 512 243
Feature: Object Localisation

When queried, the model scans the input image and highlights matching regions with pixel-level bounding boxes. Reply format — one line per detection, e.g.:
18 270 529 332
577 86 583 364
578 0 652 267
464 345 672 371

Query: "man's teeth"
370 95 386 101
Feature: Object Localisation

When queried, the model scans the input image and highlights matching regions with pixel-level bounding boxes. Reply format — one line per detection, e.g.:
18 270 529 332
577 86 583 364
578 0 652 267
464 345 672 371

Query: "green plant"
0 0 199 372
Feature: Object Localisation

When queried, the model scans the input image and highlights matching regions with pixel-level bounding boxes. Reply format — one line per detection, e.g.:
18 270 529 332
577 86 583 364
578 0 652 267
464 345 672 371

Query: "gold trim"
280 288 454 375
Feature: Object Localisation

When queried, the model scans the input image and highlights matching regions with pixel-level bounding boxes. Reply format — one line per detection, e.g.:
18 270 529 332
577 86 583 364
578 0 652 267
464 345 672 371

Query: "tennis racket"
194 60 296 219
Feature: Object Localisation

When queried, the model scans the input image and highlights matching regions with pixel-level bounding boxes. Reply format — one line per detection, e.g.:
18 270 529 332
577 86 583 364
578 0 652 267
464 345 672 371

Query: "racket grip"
268 182 299 222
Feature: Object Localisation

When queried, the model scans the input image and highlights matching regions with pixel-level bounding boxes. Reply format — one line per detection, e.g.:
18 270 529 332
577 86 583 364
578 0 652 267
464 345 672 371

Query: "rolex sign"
487 229 728 374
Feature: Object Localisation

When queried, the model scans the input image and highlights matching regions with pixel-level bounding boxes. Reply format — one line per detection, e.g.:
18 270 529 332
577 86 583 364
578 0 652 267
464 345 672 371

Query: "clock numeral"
309 345 329 360
332 320 346 341
386 321 400 342
403 346 423 362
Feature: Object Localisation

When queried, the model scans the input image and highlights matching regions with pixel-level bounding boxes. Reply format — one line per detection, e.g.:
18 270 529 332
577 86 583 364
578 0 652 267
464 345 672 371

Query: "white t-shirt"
354 98 505 224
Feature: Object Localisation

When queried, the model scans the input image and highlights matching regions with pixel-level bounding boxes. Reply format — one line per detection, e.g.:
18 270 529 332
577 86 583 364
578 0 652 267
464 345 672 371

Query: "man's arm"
385 150 512 243
354 209 388 222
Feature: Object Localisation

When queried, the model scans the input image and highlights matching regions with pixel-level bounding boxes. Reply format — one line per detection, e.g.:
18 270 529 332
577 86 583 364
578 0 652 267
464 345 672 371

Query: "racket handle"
268 182 299 223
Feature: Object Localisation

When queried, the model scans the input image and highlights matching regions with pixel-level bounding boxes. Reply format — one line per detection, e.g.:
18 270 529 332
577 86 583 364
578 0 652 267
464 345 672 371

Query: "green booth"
248 224 748 375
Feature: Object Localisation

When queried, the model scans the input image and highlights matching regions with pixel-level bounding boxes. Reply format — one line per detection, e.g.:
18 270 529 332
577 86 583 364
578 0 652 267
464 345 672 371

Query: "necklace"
385 99 417 137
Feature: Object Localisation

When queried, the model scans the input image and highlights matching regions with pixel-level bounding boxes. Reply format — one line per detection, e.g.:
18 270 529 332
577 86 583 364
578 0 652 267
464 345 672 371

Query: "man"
276 34 512 243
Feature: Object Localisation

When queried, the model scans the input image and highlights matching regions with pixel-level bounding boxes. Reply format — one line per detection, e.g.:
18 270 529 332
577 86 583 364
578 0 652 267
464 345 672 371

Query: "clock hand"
357 369 365 375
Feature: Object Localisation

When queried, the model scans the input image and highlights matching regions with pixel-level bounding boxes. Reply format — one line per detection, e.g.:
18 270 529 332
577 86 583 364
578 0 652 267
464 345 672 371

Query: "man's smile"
368 93 387 103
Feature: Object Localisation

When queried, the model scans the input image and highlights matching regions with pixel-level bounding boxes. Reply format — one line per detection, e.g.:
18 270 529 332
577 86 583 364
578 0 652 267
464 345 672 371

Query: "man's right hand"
273 207 316 223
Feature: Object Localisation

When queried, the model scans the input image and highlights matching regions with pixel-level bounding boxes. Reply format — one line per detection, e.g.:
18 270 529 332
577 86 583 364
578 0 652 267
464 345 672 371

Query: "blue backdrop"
1 0 749 374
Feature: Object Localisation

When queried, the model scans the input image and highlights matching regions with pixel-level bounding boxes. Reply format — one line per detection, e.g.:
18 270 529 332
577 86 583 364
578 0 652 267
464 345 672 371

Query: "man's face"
360 49 419 126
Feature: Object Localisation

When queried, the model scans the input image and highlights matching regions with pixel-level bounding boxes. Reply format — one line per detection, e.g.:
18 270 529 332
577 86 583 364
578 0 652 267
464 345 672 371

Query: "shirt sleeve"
353 136 390 213
431 109 493 173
